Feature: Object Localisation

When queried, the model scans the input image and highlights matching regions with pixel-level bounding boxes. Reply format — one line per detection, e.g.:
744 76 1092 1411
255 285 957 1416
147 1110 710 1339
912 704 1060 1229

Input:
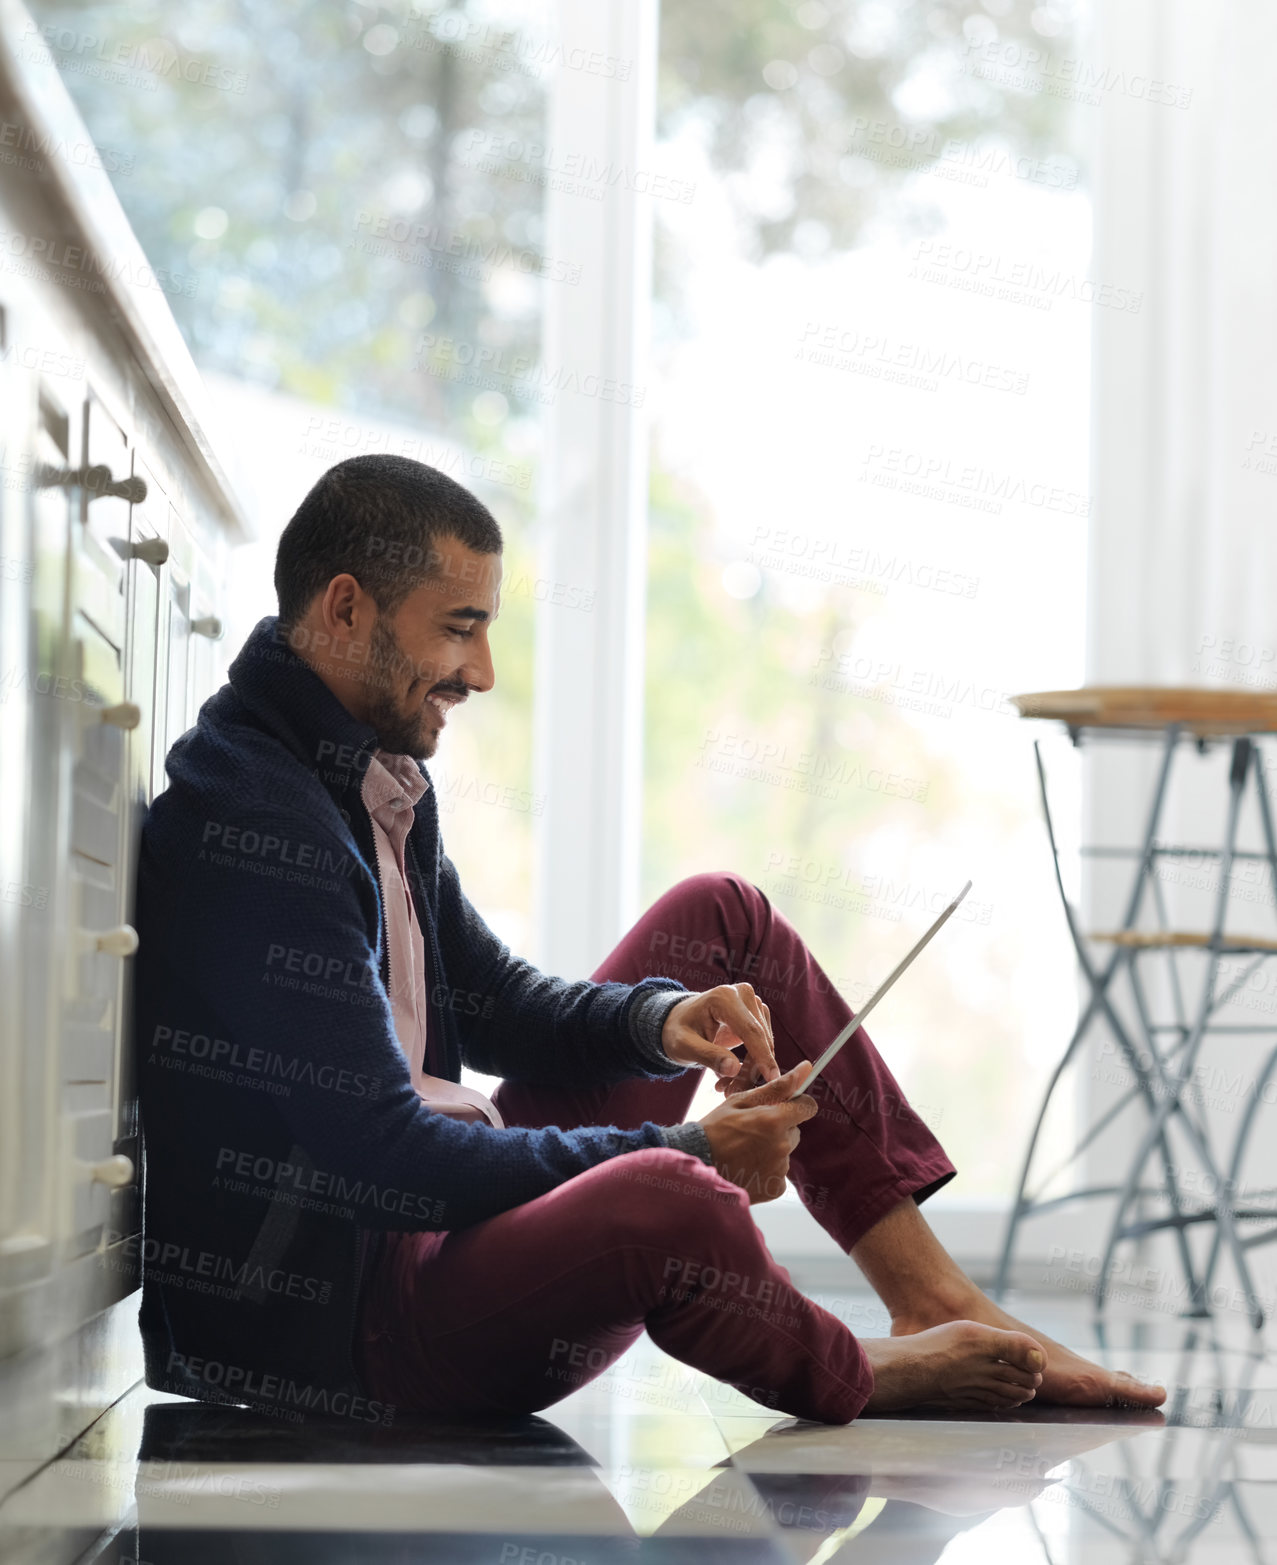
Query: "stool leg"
998 731 1179 1296
1201 1039 1277 1305
1096 739 1262 1326
1125 956 1207 1309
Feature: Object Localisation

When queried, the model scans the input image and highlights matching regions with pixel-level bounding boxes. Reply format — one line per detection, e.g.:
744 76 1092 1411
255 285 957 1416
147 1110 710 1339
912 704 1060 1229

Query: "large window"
34 0 563 952
43 0 1092 1215
644 0 1091 1198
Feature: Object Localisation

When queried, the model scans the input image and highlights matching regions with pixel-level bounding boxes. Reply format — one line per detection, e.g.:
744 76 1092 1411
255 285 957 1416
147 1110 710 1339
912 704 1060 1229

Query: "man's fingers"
745 988 775 1053
728 1061 812 1108
764 1095 818 1128
672 1032 741 1078
710 985 779 1082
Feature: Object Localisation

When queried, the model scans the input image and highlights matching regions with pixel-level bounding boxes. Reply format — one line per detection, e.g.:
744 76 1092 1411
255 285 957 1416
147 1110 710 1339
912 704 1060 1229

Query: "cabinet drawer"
69 618 126 870
69 763 118 868
70 547 124 653
72 612 123 708
63 1109 112 1259
61 1002 113 1084
68 857 123 1010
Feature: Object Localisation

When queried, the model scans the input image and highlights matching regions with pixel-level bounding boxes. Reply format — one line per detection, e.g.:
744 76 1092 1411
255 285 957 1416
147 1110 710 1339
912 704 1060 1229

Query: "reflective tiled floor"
4 1291 1276 1563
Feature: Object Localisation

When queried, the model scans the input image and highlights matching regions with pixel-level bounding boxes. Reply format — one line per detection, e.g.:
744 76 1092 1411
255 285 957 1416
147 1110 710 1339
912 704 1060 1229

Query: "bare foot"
891 1295 1166 1410
861 1320 1045 1413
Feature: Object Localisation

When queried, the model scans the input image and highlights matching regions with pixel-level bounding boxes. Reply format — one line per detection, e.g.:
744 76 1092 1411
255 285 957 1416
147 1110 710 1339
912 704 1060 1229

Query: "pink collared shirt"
361 749 501 1127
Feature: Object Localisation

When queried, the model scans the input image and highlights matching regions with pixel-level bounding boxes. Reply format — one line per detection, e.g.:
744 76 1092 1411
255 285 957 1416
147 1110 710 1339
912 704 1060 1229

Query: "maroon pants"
356 872 955 1424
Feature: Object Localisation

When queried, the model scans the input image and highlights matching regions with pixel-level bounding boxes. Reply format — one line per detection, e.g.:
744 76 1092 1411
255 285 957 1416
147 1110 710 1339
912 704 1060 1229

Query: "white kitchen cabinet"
0 0 248 1481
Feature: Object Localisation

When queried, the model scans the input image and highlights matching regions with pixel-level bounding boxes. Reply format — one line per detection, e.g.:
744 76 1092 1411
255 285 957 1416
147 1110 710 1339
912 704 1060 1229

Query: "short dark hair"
274 454 504 630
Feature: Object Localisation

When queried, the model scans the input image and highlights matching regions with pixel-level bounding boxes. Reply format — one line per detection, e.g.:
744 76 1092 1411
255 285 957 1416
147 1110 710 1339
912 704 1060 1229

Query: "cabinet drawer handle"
38 463 147 505
123 537 169 567
94 925 139 958
99 701 141 730
191 615 223 640
89 1154 135 1188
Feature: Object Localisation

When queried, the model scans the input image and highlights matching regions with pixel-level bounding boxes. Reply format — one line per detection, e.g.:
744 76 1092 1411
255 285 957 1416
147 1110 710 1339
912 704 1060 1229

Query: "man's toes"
991 1382 1037 1405
994 1363 1044 1391
979 1381 1037 1408
954 1388 1009 1410
1047 1369 1107 1405
989 1328 1046 1374
1110 1372 1166 1407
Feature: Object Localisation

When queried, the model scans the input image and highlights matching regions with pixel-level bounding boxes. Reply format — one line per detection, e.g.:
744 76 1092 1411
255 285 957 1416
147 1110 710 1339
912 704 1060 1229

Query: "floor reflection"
8 1304 1277 1565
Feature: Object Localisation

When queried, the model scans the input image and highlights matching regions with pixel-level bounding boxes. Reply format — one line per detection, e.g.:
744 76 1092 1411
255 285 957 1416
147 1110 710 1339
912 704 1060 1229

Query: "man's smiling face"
363 538 502 760
294 534 501 761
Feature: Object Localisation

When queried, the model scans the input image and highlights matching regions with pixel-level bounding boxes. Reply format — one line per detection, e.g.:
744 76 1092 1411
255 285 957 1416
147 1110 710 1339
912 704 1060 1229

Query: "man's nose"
464 633 496 694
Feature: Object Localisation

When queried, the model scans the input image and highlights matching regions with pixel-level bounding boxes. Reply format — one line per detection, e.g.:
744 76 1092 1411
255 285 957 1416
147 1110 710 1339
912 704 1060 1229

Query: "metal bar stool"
995 688 1277 1326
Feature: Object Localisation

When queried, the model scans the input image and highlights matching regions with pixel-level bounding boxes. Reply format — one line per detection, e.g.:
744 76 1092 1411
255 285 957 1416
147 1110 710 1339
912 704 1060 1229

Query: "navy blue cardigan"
134 615 691 1417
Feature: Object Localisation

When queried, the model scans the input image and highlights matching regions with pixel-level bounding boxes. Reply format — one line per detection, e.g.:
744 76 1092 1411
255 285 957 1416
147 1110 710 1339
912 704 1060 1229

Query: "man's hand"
697 1063 817 1205
660 983 778 1085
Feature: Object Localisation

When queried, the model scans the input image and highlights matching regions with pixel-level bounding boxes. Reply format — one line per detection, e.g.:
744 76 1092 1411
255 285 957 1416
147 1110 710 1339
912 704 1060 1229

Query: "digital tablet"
800 880 972 1092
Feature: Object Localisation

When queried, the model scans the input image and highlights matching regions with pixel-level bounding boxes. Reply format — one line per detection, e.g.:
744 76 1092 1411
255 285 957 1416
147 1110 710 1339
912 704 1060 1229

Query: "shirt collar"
362 748 429 821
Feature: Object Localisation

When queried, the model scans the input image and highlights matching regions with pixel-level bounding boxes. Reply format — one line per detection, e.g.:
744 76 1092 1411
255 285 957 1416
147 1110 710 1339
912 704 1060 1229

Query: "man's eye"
447 625 475 639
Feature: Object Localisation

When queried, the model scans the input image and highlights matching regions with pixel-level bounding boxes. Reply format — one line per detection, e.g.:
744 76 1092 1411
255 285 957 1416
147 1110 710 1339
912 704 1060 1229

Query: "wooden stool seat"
1013 686 1277 737
1090 930 1277 954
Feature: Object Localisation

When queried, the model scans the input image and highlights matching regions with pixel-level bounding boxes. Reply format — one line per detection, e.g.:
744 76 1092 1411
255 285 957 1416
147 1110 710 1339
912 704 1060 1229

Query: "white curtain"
1084 0 1277 1302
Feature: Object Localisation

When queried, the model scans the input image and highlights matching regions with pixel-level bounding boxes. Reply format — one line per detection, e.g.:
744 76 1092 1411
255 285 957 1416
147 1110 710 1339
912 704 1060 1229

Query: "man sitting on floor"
134 454 1165 1424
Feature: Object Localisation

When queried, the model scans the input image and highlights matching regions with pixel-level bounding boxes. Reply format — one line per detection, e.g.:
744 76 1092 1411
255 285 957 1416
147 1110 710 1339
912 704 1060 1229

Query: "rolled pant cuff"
824 1156 957 1254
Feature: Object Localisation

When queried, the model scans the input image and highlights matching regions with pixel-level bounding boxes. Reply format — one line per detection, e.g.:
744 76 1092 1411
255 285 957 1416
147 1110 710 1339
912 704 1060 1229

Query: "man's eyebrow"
441 605 490 622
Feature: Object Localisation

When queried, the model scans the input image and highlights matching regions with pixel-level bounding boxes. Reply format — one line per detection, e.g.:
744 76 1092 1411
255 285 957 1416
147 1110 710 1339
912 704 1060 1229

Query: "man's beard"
363 615 437 759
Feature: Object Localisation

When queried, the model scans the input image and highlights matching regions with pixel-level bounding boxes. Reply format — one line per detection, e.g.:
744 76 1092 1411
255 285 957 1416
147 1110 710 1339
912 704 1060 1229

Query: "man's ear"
322 574 364 634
